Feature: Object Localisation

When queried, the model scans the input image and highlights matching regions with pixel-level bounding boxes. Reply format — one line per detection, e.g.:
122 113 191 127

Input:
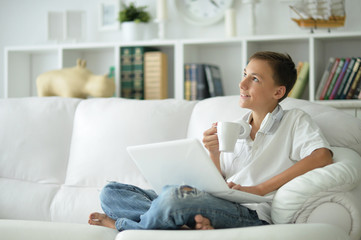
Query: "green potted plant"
118 2 151 41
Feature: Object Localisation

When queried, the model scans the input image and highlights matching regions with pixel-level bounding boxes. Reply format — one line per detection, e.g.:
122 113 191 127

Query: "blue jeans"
100 182 268 231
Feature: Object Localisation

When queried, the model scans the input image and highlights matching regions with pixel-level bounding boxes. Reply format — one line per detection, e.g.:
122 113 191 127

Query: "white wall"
1 0 361 98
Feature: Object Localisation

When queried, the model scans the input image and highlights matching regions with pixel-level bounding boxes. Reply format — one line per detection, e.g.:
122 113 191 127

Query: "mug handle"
238 120 251 139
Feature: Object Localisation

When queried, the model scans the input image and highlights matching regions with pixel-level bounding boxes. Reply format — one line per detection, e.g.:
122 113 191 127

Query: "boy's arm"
230 148 333 196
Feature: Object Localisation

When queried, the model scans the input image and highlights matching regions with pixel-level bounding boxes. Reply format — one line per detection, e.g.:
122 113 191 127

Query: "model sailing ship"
290 0 346 32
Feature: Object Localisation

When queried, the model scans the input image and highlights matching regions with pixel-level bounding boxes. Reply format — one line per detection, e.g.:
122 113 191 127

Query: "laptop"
127 138 271 204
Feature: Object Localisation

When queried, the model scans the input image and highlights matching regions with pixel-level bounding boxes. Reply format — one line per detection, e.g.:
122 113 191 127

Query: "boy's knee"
99 182 126 203
157 185 200 207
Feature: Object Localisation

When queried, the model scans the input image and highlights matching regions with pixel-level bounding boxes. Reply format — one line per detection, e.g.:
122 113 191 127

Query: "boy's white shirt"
220 105 331 223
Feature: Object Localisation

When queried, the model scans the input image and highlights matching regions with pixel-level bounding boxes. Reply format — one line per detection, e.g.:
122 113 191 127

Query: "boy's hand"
202 123 220 156
228 181 264 196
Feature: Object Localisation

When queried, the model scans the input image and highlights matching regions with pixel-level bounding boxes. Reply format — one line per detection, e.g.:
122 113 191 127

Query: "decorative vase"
121 22 145 42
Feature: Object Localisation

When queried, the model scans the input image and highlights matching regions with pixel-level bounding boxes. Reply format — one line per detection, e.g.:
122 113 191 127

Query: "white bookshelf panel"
4 33 361 112
62 47 115 75
6 49 59 97
246 38 309 64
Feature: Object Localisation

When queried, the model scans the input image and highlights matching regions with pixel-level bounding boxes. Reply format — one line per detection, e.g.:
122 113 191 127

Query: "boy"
89 51 333 230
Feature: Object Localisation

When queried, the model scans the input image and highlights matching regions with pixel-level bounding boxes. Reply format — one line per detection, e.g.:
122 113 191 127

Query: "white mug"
217 121 251 152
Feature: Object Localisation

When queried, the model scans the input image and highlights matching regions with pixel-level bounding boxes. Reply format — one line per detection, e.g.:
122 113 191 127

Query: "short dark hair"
249 51 297 102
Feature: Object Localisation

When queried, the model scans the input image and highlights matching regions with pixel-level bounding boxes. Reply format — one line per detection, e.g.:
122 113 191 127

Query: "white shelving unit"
4 32 361 118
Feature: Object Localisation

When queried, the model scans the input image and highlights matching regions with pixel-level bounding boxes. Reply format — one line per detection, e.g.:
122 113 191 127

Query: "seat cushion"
0 220 118 240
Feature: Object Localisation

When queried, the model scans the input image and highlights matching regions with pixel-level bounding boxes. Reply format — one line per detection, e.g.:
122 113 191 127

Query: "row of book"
289 61 310 99
184 63 224 100
316 57 361 100
120 46 168 100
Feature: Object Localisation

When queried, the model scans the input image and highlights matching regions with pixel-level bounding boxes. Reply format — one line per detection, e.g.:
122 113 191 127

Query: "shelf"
315 100 361 108
4 32 361 117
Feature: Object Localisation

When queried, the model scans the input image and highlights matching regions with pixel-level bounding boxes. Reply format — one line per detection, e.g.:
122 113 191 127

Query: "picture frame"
99 0 120 31
48 11 86 42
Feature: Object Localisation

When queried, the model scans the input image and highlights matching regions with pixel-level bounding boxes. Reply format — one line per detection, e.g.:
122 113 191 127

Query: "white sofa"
1 96 361 240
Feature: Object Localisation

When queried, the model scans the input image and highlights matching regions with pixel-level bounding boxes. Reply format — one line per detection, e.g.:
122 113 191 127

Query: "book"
204 64 224 97
184 63 212 100
144 51 168 100
289 62 309 99
183 63 224 100
354 72 361 98
289 61 304 97
189 64 198 100
184 64 191 100
194 64 210 100
351 69 361 99
120 47 134 99
315 57 335 100
120 46 157 99
348 64 361 99
329 58 351 100
335 58 356 99
345 57 361 99
133 46 157 100
319 58 340 100
324 58 345 100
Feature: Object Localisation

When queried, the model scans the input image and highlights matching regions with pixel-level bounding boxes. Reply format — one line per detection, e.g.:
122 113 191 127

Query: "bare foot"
88 212 116 229
194 214 214 230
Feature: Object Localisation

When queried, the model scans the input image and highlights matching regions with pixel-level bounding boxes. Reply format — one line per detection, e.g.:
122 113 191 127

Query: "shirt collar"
243 105 284 135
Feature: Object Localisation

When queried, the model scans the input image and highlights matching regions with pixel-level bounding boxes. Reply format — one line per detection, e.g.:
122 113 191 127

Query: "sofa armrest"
271 147 361 240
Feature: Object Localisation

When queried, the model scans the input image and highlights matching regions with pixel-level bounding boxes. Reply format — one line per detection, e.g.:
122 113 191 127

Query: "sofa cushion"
187 96 249 140
0 97 80 184
188 96 361 156
64 98 197 189
0 220 118 240
0 97 80 221
0 179 59 221
114 223 350 240
280 98 361 156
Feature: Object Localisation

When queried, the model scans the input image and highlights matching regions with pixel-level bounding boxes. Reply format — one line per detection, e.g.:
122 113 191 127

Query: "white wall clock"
175 0 234 26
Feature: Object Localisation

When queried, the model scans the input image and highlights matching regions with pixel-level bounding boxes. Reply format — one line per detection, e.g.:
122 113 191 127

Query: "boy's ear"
274 86 286 100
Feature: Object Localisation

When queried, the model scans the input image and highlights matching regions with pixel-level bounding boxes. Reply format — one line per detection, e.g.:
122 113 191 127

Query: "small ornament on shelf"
48 11 86 42
289 0 346 33
156 0 167 39
225 8 237 37
242 0 260 35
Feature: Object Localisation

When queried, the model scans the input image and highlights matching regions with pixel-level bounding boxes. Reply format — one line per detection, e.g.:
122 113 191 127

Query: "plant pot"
121 22 145 42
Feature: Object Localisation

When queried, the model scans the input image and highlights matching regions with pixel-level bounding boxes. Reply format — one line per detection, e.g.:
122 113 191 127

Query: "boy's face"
239 59 285 113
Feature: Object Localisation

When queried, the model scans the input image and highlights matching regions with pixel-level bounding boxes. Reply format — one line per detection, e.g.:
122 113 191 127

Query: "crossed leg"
88 212 213 230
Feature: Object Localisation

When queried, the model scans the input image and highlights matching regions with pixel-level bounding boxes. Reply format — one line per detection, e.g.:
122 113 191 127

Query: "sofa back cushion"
49 98 196 223
0 97 80 220
64 98 196 189
187 96 361 156
280 98 361 156
187 96 249 141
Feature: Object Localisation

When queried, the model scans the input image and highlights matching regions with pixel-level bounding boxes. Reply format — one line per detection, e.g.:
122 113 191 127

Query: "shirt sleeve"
290 110 331 161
